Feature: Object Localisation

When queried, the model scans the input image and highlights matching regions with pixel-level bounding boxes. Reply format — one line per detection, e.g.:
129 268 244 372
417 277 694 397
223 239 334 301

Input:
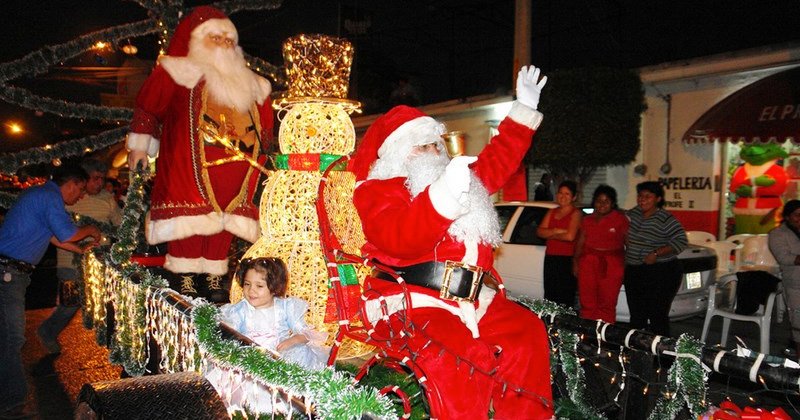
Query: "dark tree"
526 67 646 191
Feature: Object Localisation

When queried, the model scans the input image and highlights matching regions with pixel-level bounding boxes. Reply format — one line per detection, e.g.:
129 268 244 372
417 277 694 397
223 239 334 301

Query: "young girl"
206 258 328 415
219 257 328 369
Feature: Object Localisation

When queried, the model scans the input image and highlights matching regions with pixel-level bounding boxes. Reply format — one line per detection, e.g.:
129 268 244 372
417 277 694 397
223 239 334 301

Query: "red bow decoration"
712 401 791 420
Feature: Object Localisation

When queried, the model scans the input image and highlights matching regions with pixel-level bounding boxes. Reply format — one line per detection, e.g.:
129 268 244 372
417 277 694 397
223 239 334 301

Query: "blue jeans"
38 268 80 341
0 267 31 410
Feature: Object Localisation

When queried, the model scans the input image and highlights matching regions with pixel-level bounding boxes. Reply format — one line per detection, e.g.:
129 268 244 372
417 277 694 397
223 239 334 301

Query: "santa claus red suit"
349 67 553 419
127 6 273 277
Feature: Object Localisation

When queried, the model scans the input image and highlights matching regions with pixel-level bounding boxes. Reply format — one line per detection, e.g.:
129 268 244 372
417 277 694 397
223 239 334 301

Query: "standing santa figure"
349 66 553 418
126 6 273 299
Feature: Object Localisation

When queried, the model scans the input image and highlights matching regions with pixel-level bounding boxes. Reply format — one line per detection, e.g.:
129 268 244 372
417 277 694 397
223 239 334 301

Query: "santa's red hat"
166 6 237 57
349 105 443 182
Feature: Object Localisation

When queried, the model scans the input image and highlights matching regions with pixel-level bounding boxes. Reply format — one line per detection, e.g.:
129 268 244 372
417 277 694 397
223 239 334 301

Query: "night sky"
1 0 799 152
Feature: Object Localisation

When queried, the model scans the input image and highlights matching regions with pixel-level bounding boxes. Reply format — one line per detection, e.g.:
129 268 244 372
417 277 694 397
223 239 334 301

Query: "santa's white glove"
428 155 477 219
444 155 477 197
515 65 548 110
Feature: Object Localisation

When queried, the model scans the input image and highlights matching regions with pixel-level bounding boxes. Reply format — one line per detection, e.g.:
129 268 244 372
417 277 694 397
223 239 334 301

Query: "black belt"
0 255 35 274
374 260 484 302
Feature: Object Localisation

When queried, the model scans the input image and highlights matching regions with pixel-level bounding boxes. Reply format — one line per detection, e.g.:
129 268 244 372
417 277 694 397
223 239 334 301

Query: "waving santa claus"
349 66 553 418
126 6 273 299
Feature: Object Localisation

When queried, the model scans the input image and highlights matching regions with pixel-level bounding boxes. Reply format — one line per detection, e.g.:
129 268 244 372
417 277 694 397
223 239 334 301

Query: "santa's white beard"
404 152 502 246
187 39 260 112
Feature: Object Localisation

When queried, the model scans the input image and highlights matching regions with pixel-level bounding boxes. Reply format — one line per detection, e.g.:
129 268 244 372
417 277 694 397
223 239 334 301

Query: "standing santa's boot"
206 274 229 304
177 274 200 298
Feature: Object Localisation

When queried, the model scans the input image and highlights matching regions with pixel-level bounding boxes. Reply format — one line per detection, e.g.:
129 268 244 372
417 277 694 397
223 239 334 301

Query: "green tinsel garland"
0 126 128 174
192 303 395 419
0 83 132 121
647 334 708 420
0 2 285 124
516 297 710 420
515 296 577 320
0 20 158 82
558 331 607 420
110 165 150 265
515 297 605 419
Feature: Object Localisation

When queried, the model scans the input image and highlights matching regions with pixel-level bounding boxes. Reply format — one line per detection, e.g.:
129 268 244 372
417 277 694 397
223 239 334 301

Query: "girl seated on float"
221 257 328 369
205 257 327 414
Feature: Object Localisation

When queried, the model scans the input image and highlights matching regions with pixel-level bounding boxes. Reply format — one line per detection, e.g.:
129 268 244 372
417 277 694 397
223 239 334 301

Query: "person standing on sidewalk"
0 164 101 419
768 199 800 359
623 181 687 336
38 159 122 355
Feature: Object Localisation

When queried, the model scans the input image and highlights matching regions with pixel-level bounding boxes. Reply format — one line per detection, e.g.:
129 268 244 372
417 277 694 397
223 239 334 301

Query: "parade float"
1 2 800 419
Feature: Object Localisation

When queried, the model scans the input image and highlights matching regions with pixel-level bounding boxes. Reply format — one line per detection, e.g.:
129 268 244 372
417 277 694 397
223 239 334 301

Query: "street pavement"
18 308 121 420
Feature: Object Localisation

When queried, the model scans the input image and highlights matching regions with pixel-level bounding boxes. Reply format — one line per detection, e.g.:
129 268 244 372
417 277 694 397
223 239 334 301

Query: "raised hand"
516 65 548 110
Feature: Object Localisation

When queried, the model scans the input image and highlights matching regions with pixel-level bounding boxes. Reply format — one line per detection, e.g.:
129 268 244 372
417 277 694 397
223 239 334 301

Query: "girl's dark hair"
782 199 800 220
592 184 618 209
235 257 288 297
558 180 578 196
636 181 666 207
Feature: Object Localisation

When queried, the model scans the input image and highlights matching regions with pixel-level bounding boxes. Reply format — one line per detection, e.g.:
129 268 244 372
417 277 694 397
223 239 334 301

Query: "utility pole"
513 0 532 84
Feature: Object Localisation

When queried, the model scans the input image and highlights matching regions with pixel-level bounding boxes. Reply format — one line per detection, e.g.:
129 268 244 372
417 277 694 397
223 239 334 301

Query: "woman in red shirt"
573 185 629 323
537 180 582 308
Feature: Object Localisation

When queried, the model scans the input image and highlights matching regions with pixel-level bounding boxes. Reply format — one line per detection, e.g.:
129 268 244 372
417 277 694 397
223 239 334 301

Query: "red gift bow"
712 401 791 420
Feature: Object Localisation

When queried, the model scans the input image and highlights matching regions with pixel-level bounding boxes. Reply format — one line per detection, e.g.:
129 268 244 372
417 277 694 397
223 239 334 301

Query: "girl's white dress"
220 297 328 369
204 297 328 414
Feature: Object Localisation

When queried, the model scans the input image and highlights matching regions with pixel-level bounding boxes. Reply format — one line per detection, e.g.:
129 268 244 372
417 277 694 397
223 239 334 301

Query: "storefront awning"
682 66 800 143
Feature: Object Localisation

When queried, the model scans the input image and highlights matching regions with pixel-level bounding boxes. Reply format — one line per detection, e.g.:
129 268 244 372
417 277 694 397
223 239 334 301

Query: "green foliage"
527 67 646 184
337 362 427 419
648 334 707 420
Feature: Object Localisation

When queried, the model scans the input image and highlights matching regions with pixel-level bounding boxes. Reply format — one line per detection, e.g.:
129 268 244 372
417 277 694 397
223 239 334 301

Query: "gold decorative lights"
275 34 360 113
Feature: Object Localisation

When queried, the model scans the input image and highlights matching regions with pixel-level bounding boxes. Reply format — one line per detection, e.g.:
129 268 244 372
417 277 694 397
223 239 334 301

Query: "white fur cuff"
147 138 160 157
164 255 229 275
507 101 544 130
127 132 153 153
222 213 260 243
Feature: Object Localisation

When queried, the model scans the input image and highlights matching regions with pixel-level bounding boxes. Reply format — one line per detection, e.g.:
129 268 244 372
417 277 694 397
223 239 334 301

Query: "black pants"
624 260 682 336
543 254 577 308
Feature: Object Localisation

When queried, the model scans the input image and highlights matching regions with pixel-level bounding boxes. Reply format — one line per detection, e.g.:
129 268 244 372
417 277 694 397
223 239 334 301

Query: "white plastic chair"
725 233 754 245
700 273 781 354
686 230 716 245
704 240 739 274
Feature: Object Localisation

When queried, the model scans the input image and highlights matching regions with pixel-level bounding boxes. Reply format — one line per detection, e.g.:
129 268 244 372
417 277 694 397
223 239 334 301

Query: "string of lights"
517 297 800 418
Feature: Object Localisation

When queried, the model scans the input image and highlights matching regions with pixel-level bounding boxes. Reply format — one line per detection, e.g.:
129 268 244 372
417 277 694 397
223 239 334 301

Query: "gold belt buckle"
440 260 483 302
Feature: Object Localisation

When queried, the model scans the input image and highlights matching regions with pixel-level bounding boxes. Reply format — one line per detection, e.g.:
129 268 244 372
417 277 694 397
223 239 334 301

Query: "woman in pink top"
573 185 629 323
537 180 582 308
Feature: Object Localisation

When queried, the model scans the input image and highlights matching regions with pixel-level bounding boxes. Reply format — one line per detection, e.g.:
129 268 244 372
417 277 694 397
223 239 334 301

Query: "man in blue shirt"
0 164 101 419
